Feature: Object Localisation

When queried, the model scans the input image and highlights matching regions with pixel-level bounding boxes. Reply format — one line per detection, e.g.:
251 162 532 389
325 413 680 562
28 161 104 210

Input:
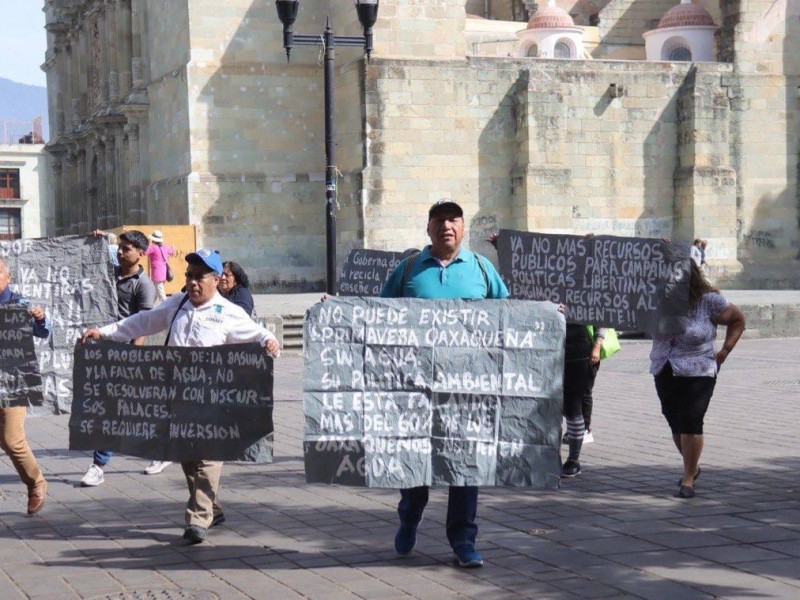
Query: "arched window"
661 37 692 62
669 46 692 61
526 43 539 57
554 40 572 59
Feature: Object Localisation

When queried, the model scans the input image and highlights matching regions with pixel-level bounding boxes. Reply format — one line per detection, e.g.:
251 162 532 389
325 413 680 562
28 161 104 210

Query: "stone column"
125 122 144 219
511 73 573 232
78 148 89 233
103 132 117 227
117 0 133 98
113 125 126 226
673 67 739 275
51 159 63 236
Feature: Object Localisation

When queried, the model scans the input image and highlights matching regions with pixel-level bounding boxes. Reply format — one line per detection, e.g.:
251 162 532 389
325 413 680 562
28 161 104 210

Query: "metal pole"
323 18 337 295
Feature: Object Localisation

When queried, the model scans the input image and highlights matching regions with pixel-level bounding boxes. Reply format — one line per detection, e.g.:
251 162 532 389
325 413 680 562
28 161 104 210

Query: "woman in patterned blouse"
649 261 745 498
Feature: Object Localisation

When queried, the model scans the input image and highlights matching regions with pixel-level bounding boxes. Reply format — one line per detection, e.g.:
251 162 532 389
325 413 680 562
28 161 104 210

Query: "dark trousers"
398 486 478 549
581 362 601 430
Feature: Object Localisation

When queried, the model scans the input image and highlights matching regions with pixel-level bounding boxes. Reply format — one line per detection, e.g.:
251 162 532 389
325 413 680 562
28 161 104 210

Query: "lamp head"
276 0 299 26
275 0 300 62
355 0 379 29
355 0 379 59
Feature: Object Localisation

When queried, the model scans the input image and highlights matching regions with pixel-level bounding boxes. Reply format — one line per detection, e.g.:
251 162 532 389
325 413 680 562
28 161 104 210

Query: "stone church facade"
43 0 800 290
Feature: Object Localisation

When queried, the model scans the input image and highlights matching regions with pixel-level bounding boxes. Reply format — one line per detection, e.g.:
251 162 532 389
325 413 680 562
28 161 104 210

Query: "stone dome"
527 5 576 29
657 1 715 29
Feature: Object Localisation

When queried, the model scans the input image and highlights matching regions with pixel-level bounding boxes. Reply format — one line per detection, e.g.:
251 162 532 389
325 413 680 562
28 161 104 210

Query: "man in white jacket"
82 248 280 544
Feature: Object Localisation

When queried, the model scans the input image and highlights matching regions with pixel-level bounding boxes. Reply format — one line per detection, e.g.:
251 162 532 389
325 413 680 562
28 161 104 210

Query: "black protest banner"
69 341 274 462
5 236 118 413
337 249 406 297
496 230 690 334
0 306 44 407
303 297 565 489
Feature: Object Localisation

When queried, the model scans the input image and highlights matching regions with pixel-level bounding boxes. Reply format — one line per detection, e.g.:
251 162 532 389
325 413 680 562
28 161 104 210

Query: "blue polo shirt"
381 246 509 300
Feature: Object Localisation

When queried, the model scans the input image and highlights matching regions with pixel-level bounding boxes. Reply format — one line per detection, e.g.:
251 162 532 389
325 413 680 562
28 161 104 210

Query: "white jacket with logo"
98 291 278 350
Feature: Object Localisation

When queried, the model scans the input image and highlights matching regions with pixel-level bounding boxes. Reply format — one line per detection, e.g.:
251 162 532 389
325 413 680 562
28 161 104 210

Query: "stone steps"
282 313 305 352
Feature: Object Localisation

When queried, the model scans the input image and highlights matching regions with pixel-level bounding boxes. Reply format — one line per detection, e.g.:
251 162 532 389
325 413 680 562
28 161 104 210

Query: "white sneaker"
144 461 172 475
81 464 105 487
583 429 594 444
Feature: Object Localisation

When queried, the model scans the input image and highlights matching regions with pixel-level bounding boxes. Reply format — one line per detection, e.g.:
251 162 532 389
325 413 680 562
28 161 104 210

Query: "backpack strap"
474 253 490 296
398 251 421 298
164 293 191 346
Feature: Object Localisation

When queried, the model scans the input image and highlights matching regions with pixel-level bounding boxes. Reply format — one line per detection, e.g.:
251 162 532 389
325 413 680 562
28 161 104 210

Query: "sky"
0 0 47 87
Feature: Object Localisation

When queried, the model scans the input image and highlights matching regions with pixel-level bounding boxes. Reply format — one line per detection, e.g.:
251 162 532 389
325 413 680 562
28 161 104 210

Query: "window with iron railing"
0 169 20 199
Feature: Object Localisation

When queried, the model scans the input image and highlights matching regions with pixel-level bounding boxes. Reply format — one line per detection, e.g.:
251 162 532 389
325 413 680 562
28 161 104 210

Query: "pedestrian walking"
80 230 168 487
146 230 175 303
81 248 280 543
0 258 52 514
381 199 509 568
650 261 745 498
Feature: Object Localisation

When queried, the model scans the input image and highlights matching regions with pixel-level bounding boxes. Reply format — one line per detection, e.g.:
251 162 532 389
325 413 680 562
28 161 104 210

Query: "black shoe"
210 513 226 528
561 459 581 478
676 485 695 499
394 525 417 555
182 525 207 544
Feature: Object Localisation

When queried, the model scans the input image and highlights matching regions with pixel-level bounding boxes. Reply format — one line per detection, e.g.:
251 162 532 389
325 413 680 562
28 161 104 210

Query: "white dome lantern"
643 0 717 62
516 0 584 59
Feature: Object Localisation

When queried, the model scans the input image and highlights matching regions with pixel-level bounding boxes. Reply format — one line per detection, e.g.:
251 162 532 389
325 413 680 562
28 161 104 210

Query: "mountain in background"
0 77 49 143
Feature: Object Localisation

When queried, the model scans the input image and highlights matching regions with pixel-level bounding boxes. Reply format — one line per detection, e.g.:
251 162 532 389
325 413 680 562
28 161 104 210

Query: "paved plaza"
0 337 798 599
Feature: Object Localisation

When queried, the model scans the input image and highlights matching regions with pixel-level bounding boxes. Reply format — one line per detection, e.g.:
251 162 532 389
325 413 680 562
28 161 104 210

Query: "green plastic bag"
586 326 621 360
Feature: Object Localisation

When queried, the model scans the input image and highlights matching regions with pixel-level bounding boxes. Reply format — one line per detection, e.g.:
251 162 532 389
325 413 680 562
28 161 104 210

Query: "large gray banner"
69 341 274 462
5 236 118 413
0 306 43 408
303 297 565 489
496 230 690 334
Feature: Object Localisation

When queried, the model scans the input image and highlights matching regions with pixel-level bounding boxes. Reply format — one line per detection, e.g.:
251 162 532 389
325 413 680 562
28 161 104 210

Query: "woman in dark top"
218 261 255 316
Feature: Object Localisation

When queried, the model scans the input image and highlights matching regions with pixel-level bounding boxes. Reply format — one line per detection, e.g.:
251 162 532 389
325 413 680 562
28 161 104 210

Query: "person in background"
701 240 708 265
650 261 745 498
581 327 606 444
146 230 175 303
561 324 605 477
81 230 170 487
690 239 703 267
82 248 280 544
0 258 52 514
106 232 119 267
217 261 254 316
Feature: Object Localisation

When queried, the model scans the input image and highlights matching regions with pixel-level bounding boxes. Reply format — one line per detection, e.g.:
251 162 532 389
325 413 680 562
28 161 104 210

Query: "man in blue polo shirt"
381 199 509 568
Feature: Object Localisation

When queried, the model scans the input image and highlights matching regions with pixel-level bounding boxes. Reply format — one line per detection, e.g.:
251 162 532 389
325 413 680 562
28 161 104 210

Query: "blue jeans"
93 450 113 467
398 486 478 549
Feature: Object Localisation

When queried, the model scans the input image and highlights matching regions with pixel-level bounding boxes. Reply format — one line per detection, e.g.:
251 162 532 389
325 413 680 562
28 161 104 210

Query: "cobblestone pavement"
1 338 798 599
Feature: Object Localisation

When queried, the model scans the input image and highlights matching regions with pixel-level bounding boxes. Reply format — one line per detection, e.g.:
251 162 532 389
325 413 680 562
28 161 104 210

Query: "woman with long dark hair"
218 261 255 316
650 262 745 498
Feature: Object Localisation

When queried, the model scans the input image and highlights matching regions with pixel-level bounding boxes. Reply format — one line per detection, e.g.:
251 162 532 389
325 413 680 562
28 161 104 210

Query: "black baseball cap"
428 199 463 220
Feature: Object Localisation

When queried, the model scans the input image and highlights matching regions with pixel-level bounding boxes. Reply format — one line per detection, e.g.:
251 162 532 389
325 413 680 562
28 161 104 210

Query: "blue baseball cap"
186 248 223 276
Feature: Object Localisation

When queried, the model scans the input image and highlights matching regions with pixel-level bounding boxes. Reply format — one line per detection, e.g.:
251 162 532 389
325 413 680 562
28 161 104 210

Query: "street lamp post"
275 0 379 295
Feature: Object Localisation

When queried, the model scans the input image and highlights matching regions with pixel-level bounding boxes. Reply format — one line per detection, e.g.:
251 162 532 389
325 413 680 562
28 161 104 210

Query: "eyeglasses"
184 271 216 282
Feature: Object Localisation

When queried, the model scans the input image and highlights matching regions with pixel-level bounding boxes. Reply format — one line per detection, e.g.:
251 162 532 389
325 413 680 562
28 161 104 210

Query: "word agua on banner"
0 306 44 408
496 230 690 334
69 341 274 462
4 235 118 414
303 297 566 489
337 249 407 297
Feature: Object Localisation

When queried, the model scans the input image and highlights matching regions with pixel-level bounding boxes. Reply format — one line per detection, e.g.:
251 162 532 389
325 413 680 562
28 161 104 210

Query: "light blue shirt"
381 246 509 300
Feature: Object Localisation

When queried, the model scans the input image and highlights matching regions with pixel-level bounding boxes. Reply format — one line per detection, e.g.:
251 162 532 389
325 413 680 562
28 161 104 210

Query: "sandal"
677 485 695 499
677 466 701 487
